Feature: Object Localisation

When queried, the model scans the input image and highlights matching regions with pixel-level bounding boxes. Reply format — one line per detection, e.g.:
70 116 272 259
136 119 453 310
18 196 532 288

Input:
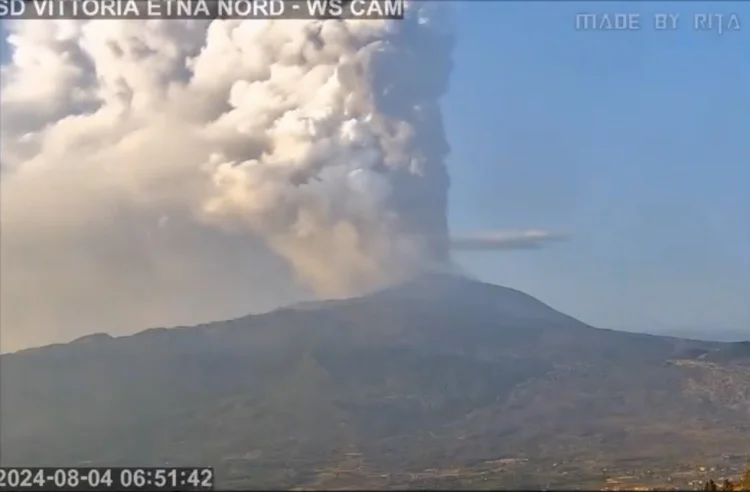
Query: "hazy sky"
446 2 749 335
0 2 747 347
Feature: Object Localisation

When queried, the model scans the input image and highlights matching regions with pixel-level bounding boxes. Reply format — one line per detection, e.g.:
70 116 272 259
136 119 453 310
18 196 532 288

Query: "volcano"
2 274 748 489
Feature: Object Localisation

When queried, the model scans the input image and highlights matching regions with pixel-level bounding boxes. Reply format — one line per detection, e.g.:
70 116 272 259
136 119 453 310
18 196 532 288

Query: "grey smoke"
0 11 561 352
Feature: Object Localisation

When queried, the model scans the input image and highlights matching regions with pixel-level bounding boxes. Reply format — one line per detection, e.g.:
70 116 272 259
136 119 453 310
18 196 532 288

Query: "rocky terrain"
2 273 748 489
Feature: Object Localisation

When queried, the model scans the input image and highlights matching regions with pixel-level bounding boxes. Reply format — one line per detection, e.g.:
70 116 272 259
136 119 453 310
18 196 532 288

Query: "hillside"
1 274 748 489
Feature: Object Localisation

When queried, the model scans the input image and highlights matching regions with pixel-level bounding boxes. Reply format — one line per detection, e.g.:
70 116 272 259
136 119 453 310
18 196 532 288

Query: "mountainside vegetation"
2 274 748 489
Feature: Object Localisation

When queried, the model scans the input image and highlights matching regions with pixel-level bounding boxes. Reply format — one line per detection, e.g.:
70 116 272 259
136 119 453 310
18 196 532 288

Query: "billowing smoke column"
0 10 455 349
199 13 454 294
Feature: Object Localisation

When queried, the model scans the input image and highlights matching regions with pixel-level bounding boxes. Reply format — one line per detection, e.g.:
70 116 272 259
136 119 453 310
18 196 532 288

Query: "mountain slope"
1 274 748 489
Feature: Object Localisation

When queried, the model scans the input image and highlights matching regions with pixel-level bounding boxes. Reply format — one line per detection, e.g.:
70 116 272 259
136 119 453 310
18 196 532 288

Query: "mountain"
659 326 750 343
2 274 749 489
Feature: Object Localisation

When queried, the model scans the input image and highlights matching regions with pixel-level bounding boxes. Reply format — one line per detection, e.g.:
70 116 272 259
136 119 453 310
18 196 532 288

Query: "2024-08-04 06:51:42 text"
0 467 215 491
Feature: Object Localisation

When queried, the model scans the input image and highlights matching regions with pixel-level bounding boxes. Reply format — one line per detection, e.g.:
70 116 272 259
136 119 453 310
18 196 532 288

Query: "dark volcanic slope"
2 274 749 489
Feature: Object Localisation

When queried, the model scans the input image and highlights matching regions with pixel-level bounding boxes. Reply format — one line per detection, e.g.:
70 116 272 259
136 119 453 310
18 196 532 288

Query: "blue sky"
445 1 749 335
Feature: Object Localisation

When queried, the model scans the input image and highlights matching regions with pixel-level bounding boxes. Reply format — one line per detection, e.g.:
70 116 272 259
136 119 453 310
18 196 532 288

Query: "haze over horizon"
1 1 748 352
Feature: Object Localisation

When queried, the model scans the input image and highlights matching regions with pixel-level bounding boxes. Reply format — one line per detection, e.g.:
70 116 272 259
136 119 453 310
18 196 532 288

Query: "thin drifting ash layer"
451 230 567 251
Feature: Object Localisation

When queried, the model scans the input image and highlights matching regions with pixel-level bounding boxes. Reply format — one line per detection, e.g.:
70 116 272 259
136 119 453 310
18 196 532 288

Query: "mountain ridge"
10 273 745 356
2 274 748 489
7 273 586 356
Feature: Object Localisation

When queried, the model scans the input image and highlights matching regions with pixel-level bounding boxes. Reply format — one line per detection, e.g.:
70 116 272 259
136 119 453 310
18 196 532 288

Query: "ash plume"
0 11 457 350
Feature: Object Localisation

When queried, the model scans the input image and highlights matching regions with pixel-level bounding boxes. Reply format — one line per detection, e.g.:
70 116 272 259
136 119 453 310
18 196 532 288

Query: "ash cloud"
451 230 567 251
0 12 457 351
0 11 566 352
